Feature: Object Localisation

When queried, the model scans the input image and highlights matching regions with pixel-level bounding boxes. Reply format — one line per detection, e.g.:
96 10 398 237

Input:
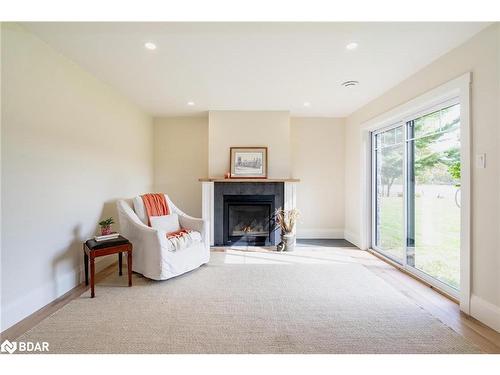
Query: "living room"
1 0 500 372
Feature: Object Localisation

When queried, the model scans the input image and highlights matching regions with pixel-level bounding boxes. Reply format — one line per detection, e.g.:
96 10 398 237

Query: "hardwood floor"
2 244 499 353
357 248 500 353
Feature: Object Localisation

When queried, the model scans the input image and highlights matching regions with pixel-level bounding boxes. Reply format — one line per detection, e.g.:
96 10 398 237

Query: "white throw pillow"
150 214 181 234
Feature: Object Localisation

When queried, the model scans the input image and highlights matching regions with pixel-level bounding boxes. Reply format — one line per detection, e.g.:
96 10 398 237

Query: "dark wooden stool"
83 235 132 298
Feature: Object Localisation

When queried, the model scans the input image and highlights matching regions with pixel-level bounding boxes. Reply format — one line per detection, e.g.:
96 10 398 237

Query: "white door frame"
360 72 471 313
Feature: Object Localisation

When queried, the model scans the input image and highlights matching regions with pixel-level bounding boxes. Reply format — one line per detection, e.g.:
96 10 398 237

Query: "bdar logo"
1 339 17 354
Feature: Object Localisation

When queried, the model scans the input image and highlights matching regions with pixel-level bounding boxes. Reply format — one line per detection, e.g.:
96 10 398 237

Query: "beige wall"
291 117 345 238
208 111 291 178
153 113 346 238
1 24 153 330
154 116 208 217
344 24 500 330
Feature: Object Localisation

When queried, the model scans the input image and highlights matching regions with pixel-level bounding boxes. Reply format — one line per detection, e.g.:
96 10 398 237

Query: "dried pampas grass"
274 208 300 234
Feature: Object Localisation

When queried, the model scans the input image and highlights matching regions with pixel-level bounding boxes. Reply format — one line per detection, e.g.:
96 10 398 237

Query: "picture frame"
230 147 268 179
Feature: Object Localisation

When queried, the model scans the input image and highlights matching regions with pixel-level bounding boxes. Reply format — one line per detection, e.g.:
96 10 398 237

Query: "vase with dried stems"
274 208 300 251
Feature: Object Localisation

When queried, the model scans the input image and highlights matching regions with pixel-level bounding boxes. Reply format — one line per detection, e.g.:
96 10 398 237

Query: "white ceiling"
23 22 488 117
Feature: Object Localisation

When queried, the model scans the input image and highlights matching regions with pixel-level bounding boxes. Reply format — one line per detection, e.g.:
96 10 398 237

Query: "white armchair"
116 195 210 280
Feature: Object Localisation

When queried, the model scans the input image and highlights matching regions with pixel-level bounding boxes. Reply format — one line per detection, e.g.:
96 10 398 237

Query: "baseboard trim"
1 254 117 331
470 295 500 333
0 259 121 340
343 230 361 248
296 228 344 239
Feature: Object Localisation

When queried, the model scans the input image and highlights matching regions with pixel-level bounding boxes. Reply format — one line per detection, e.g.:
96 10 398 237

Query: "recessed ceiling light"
346 42 358 50
187 101 195 106
341 80 359 88
303 102 311 107
144 42 157 50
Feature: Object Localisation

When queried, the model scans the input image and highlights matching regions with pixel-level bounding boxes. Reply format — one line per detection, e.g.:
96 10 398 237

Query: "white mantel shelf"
199 177 300 183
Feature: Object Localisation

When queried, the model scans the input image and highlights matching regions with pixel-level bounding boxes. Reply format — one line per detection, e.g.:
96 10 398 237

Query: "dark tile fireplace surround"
214 182 284 246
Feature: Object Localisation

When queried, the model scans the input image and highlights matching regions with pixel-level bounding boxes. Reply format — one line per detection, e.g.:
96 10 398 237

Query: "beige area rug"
18 250 480 354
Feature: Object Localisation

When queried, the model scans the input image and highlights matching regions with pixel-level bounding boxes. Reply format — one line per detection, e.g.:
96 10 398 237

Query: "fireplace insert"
223 195 275 246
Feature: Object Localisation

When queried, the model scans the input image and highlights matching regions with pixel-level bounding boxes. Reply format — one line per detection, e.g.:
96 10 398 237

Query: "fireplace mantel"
199 177 300 183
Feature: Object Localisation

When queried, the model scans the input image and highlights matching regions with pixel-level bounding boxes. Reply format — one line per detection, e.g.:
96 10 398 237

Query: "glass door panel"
373 126 405 262
406 104 461 290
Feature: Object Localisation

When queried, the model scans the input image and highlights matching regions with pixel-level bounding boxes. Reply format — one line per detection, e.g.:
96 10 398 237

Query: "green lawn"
377 195 460 289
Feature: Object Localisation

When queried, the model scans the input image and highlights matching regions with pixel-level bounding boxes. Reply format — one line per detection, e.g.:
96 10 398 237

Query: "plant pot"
101 226 112 236
281 233 296 252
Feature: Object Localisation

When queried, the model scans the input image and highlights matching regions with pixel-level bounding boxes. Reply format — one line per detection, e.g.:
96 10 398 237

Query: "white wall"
344 24 500 331
208 111 291 178
154 116 208 217
291 117 345 238
1 24 153 330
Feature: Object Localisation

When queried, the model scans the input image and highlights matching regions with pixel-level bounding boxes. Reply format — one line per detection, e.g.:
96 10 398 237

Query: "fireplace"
223 195 274 246
213 182 284 246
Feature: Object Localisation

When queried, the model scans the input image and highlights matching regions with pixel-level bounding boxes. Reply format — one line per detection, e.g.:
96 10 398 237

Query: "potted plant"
99 217 114 235
274 208 300 251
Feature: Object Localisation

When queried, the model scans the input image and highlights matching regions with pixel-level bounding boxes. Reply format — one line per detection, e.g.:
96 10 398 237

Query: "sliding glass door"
372 101 461 295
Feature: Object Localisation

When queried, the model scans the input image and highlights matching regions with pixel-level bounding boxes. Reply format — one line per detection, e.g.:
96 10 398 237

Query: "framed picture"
230 147 268 179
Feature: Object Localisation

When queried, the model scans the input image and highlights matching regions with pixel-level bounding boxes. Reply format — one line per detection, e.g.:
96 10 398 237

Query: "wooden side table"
83 235 132 298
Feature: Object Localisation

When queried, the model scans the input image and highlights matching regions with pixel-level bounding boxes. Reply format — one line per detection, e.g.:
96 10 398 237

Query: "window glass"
414 110 440 138
383 128 396 146
395 126 404 143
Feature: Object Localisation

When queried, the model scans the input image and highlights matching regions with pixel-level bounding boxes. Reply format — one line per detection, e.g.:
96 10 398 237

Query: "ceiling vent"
341 80 359 88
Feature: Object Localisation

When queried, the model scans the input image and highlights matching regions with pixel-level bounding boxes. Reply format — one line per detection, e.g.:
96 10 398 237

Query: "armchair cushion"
150 214 181 234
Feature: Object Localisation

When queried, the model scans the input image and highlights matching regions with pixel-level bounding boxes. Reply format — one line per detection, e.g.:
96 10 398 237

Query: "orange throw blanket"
166 228 191 239
141 193 170 226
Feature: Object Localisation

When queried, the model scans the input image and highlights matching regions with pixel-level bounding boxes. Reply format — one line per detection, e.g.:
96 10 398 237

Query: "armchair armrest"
179 215 206 234
166 196 210 248
178 215 209 248
117 199 161 244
